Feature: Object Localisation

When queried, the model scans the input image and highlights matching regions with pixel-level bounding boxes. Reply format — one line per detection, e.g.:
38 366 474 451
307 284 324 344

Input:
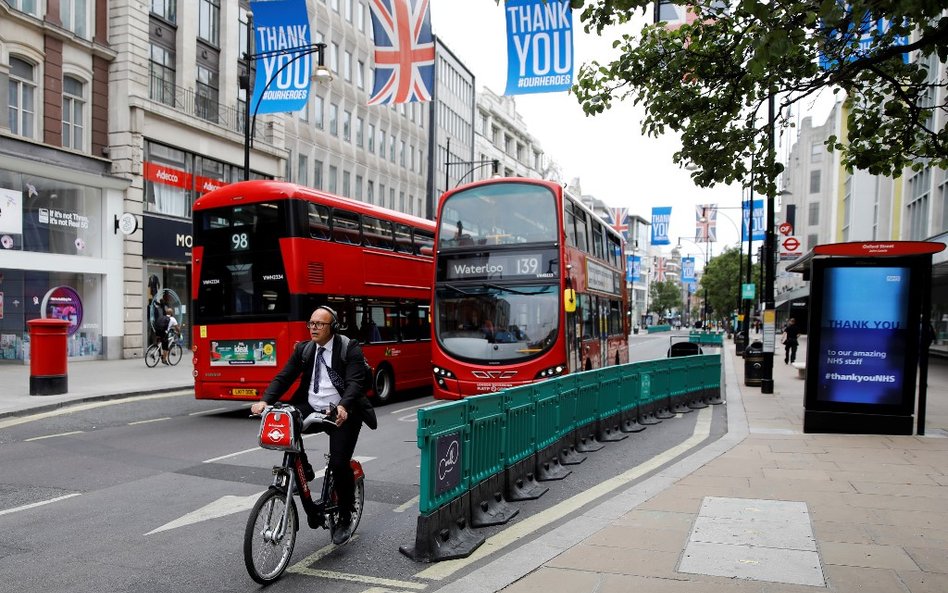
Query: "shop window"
16 174 103 258
144 141 192 218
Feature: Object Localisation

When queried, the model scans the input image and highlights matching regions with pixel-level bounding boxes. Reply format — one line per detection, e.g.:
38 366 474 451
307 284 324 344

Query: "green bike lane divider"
399 354 722 563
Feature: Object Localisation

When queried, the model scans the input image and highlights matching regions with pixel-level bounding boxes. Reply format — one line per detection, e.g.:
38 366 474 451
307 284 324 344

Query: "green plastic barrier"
533 376 562 452
557 374 579 437
503 384 536 467
597 366 623 422
647 324 672 333
618 364 641 414
574 370 600 430
417 400 470 515
467 391 507 486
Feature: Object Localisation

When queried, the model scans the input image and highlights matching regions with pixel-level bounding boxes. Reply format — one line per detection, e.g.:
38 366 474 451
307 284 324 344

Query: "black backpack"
155 314 171 333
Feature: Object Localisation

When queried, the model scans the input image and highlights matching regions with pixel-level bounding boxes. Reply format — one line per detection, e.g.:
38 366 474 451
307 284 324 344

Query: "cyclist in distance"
155 307 173 365
250 306 370 545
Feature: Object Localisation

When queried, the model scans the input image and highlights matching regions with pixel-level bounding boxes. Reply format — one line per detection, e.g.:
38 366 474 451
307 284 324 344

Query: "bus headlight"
432 366 456 388
535 364 566 379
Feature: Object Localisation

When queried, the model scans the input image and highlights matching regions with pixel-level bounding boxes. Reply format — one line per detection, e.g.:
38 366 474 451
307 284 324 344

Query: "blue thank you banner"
627 255 641 282
681 257 696 283
651 206 671 245
505 0 573 95
250 0 312 116
742 199 764 242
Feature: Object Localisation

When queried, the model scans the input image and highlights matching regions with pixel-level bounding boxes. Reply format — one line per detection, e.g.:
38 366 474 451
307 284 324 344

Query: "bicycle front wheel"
145 345 160 368
168 344 183 366
244 488 298 585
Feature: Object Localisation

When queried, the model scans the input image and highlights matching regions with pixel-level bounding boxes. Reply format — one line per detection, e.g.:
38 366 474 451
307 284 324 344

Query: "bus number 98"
232 232 249 251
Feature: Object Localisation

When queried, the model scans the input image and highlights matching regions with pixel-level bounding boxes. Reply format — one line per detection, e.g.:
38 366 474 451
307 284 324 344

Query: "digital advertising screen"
806 258 920 415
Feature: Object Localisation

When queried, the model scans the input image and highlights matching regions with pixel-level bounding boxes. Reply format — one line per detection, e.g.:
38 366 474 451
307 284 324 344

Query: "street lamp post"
240 31 331 181
760 94 777 394
444 138 499 189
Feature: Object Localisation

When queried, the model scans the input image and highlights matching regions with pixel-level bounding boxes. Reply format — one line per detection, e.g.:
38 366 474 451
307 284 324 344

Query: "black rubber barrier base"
399 492 485 562
30 374 67 396
707 386 725 405
470 475 518 527
655 399 676 420
505 456 548 501
557 435 587 465
620 408 646 433
574 426 604 452
535 452 571 481
598 416 629 442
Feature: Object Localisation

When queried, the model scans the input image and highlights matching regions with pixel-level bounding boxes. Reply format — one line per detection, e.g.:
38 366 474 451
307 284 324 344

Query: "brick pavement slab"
820 541 920 571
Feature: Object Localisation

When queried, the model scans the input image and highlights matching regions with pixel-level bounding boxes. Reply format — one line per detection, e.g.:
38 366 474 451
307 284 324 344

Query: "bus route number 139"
517 257 539 275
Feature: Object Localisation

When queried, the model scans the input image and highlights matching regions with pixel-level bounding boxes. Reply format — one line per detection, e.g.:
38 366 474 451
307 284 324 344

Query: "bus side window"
309 204 331 240
394 223 413 253
414 229 434 256
332 209 361 244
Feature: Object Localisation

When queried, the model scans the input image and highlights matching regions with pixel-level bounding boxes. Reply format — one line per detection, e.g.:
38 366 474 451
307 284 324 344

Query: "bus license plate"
232 388 258 397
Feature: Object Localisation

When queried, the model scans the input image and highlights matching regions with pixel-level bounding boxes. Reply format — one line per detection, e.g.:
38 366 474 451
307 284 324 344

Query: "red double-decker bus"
431 178 629 399
191 180 435 404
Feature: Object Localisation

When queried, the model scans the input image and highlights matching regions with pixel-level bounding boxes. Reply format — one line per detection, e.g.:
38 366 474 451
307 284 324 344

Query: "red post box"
27 318 70 395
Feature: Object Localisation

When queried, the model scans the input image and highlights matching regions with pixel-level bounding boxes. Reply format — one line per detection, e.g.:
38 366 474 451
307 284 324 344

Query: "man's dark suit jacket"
262 334 368 423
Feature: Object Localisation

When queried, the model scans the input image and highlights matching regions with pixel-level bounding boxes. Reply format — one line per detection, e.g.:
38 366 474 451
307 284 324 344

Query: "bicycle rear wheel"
244 488 298 584
168 343 183 366
145 345 160 368
328 477 365 539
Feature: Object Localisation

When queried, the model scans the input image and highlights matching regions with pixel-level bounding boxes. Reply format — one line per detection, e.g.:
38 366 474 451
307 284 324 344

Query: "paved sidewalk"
435 338 948 593
0 353 194 419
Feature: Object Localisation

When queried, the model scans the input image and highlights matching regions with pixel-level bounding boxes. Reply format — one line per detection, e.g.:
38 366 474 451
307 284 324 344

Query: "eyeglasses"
307 321 330 329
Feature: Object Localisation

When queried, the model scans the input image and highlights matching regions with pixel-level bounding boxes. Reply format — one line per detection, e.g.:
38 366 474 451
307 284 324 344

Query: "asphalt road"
0 332 726 593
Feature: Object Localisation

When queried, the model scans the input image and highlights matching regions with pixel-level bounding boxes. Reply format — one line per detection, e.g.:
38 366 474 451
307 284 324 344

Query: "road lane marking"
288 540 426 590
0 493 82 517
390 400 435 415
146 492 263 535
128 417 171 426
0 390 190 429
24 430 84 442
189 407 229 416
202 433 321 463
393 495 418 513
414 406 713 581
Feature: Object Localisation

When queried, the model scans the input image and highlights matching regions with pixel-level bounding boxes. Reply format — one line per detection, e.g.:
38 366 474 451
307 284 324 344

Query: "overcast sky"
427 0 835 259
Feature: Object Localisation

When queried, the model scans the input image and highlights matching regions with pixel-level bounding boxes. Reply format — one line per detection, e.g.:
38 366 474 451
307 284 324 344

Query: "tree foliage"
650 279 683 316
699 245 760 321
571 0 948 193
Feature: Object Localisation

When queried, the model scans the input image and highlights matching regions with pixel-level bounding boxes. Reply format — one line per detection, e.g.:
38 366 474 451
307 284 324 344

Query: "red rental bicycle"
243 404 366 584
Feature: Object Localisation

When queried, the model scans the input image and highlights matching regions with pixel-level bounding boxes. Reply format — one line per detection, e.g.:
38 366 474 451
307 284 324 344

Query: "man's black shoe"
332 513 353 545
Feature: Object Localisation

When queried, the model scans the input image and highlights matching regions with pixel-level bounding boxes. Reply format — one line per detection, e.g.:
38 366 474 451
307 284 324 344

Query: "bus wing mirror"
564 288 576 313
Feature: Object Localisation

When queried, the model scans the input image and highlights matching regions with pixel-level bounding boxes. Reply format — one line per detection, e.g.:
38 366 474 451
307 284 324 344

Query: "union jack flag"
368 0 435 105
695 204 717 243
653 256 667 282
607 207 629 240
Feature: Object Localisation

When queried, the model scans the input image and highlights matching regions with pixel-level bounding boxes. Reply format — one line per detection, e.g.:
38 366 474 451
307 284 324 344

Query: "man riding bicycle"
250 306 372 545
155 307 178 365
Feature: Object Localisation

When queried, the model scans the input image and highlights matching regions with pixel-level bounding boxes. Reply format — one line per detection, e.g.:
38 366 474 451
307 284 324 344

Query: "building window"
343 110 351 141
151 0 175 22
330 43 339 73
389 135 396 162
196 64 219 122
399 140 406 166
342 170 351 197
198 0 220 45
314 160 323 189
809 169 820 193
842 176 852 241
357 1 365 31
330 102 338 135
906 167 931 240
8 57 36 139
343 51 352 81
298 154 308 186
313 95 324 129
62 75 85 150
368 123 375 153
389 187 395 209
808 202 819 226
13 1 40 16
60 0 89 38
329 165 338 193
810 142 823 163
355 175 363 200
355 116 364 147
367 179 374 204
149 44 175 106
345 0 352 21
807 233 818 250
356 60 365 89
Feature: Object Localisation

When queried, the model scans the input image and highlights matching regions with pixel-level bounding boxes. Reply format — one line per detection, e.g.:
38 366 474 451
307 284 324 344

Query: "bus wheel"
373 365 394 405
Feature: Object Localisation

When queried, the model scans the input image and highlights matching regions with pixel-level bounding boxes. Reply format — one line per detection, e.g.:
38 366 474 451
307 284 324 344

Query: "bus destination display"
442 251 558 281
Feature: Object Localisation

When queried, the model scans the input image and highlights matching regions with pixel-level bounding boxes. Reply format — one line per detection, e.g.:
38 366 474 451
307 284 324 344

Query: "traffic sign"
778 222 793 236
742 283 756 300
780 235 803 260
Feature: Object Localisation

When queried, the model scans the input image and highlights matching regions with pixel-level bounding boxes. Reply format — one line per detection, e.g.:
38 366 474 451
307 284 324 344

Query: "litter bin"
734 333 746 358
744 341 764 387
27 318 70 395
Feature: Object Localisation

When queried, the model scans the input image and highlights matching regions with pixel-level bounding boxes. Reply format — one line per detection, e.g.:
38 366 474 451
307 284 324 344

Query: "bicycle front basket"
258 409 301 452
